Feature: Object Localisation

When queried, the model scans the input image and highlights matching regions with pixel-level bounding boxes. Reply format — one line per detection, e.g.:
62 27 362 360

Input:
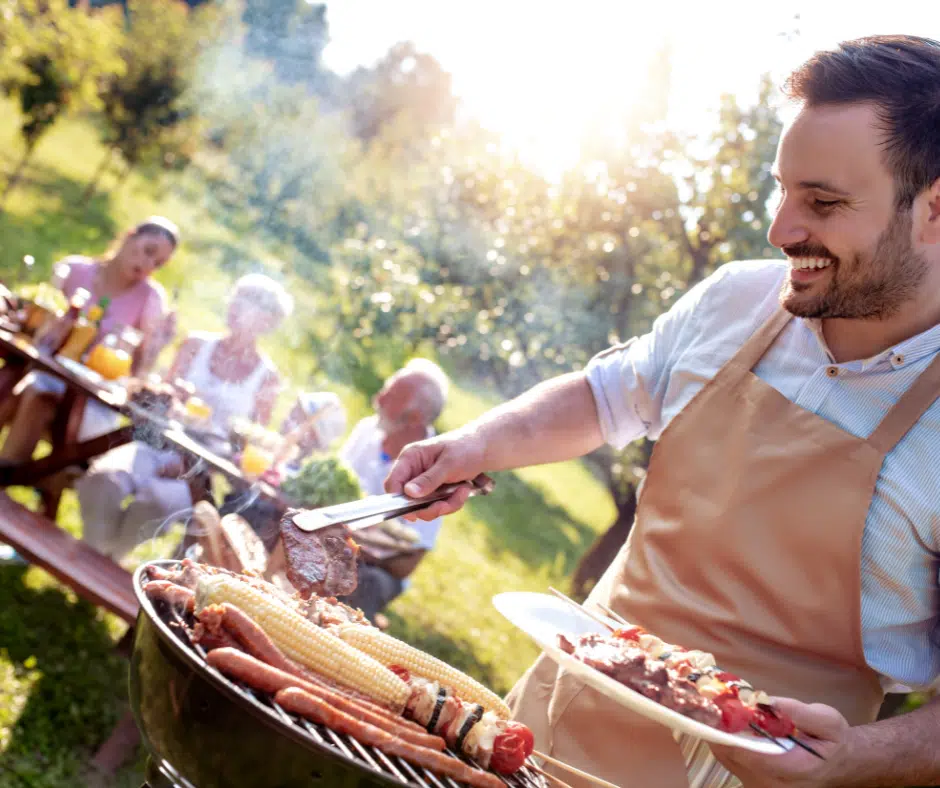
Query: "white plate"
55 355 105 385
492 591 792 754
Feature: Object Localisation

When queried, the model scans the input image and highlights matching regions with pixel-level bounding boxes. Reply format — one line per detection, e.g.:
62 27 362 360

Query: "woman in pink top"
0 217 179 463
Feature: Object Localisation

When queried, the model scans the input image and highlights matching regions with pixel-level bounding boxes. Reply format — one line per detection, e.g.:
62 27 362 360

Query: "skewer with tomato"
611 626 796 736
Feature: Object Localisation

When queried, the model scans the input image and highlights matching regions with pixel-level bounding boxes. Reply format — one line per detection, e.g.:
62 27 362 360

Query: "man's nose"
767 197 810 250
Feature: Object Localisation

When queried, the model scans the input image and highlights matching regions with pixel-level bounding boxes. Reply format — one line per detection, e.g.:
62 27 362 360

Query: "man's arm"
712 696 940 788
474 371 604 471
384 371 603 518
838 697 940 787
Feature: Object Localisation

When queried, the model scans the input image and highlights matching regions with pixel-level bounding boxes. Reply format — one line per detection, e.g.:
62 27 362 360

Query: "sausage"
143 580 195 612
144 566 176 582
276 687 504 788
200 603 424 730
206 649 444 750
193 620 242 651
204 604 289 668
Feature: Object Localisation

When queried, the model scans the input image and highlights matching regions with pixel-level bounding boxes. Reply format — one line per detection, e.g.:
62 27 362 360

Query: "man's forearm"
471 372 605 472
838 697 940 787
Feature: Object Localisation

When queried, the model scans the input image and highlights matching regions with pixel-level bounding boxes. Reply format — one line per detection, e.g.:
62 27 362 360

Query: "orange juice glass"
86 343 133 380
185 397 213 422
240 444 273 477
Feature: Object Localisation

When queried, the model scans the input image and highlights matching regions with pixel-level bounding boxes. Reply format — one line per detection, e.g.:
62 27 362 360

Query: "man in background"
339 358 449 623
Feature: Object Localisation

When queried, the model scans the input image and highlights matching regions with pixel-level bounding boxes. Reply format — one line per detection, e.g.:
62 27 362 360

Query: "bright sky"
323 1 936 176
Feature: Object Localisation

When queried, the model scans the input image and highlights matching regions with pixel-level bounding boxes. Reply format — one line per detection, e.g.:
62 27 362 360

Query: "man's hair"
402 358 449 424
784 35 940 209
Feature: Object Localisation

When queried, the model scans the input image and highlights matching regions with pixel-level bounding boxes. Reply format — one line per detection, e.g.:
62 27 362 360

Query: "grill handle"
291 473 495 533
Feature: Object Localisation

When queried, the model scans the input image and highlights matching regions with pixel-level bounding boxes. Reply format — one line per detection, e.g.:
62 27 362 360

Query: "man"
387 36 940 788
340 358 449 623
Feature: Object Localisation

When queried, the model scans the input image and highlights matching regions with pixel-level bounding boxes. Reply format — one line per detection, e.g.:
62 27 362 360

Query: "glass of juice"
86 339 133 380
185 397 213 423
240 443 274 478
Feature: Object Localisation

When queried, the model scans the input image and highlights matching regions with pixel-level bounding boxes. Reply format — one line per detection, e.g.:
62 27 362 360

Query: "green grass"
0 106 615 786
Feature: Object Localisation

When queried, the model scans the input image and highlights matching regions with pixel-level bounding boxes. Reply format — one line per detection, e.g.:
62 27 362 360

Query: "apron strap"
868 351 940 455
721 306 793 378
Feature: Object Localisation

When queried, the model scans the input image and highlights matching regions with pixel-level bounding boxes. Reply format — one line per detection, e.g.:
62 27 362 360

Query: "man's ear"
920 177 940 244
405 407 426 428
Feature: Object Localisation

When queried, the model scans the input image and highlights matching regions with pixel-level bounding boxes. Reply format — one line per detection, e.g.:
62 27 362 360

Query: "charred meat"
279 511 360 598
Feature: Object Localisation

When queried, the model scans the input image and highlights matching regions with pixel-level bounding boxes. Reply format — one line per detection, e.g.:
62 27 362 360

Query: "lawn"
0 107 615 786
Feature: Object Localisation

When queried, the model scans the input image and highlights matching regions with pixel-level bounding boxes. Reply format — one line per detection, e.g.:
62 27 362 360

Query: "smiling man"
385 35 940 788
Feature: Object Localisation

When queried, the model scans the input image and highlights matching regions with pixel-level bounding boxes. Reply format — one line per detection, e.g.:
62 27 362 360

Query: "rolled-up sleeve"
584 274 713 450
585 336 656 450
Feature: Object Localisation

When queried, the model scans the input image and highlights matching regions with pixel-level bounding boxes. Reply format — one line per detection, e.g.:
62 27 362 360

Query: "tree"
242 0 329 86
311 50 782 597
87 0 217 199
0 0 124 206
344 43 457 143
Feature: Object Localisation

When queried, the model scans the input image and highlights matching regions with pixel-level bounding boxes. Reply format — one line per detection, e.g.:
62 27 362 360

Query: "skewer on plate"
548 588 619 632
595 601 628 627
546 588 826 758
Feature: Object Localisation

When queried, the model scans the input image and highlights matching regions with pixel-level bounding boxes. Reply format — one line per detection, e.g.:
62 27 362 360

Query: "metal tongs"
291 473 495 533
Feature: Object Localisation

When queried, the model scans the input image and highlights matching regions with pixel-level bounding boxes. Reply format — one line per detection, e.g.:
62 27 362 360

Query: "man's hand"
384 428 488 521
711 698 850 788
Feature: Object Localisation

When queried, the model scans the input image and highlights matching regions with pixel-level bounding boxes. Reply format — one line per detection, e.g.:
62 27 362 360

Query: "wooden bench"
0 492 142 774
0 492 138 623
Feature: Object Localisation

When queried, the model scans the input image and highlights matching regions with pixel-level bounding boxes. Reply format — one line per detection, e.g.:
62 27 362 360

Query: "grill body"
129 561 544 788
131 606 398 788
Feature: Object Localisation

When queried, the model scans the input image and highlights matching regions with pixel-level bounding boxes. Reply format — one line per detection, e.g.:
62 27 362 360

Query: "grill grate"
150 591 546 788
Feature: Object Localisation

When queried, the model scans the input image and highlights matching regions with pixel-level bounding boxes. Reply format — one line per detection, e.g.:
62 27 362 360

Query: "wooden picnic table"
0 328 282 516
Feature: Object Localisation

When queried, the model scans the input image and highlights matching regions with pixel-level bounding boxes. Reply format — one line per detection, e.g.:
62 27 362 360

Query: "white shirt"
586 259 940 691
340 416 443 551
184 333 272 432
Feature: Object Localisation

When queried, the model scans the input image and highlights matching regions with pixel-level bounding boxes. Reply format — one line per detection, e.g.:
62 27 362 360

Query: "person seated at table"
74 273 292 562
337 358 449 623
0 217 180 463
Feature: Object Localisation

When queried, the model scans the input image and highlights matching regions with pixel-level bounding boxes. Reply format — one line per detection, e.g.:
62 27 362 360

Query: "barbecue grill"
131 560 547 788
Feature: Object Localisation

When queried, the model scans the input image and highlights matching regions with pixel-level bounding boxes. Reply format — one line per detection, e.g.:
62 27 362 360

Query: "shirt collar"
803 317 940 371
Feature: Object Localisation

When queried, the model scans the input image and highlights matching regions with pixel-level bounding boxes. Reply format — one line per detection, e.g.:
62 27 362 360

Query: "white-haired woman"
75 273 293 561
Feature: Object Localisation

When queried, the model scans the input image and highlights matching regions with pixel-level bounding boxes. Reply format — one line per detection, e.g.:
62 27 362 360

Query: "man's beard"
779 211 927 319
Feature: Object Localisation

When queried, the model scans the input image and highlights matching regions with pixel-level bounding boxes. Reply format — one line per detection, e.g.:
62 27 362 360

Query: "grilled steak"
279 510 360 598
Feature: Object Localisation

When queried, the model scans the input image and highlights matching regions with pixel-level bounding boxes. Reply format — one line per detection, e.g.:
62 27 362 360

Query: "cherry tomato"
613 626 643 641
713 693 751 733
489 722 535 774
753 706 795 737
715 671 741 683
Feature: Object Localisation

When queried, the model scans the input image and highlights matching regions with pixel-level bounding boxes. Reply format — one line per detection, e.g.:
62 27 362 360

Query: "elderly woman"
0 217 179 462
75 273 293 561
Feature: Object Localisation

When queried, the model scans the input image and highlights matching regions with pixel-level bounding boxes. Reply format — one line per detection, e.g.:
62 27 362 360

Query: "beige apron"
508 308 940 787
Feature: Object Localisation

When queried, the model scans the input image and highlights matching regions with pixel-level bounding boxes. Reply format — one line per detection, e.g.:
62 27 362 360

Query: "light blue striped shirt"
586 259 940 691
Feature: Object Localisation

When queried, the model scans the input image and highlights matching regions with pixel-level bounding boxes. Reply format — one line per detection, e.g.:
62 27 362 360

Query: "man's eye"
813 199 841 209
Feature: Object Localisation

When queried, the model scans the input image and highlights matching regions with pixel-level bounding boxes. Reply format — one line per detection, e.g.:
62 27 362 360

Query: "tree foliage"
0 1 785 590
89 0 217 193
0 0 123 201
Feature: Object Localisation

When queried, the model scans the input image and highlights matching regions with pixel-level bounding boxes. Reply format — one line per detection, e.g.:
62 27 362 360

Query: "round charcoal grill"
131 560 547 788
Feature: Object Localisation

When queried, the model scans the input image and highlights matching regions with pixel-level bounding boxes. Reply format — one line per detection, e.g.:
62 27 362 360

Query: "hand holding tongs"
291 473 495 533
